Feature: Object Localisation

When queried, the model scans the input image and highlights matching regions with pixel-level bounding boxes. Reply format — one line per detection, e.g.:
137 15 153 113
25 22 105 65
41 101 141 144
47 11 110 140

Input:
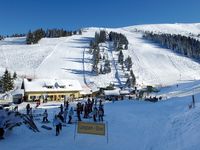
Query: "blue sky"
0 0 200 35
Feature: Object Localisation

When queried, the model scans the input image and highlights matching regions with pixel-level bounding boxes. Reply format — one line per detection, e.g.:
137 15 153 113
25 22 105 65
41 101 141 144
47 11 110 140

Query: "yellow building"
22 78 83 101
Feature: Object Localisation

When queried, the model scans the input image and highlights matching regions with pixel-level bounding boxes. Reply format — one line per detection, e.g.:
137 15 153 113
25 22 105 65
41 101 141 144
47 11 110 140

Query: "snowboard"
41 121 51 124
41 125 52 130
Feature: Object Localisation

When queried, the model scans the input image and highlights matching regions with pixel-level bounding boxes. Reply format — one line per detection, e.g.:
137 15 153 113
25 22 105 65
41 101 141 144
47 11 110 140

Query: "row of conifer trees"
143 32 200 59
26 28 82 44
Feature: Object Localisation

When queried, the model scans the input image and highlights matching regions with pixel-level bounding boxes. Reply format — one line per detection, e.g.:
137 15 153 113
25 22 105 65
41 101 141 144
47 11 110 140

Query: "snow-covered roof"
80 85 92 95
24 78 82 92
44 80 54 87
104 89 120 96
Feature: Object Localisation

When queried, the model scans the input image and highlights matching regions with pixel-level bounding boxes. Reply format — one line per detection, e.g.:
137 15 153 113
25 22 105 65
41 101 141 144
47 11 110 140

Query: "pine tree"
103 60 111 73
125 44 128 50
99 65 103 74
118 50 124 65
95 32 100 44
99 30 107 43
126 76 131 88
117 43 123 51
126 70 136 88
125 56 132 71
79 30 82 35
130 70 136 86
92 64 98 75
1 69 14 92
26 30 33 44
73 31 77 35
13 71 17 80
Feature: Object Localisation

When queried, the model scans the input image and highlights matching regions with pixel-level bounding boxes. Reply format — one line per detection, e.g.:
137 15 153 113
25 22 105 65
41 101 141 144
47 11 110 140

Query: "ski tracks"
35 38 69 73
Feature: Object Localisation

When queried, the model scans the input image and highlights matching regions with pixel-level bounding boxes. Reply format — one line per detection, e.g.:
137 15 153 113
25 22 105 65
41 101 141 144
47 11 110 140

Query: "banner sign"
77 121 105 136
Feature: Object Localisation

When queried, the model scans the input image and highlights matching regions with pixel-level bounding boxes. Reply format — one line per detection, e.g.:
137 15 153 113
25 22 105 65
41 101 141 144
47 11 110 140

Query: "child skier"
42 109 49 123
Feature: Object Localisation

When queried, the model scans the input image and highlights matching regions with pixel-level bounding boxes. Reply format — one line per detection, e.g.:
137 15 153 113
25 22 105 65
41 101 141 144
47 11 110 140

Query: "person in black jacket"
57 112 64 131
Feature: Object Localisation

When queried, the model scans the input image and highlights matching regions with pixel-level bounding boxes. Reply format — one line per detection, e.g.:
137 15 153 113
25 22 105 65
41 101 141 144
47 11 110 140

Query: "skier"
29 107 33 120
83 103 88 118
76 104 81 121
36 100 40 108
57 112 64 131
63 108 68 123
60 104 63 114
99 99 102 106
42 109 49 123
99 104 104 116
68 107 74 124
98 107 104 122
53 115 61 136
92 107 98 122
80 103 84 114
94 98 98 107
26 104 31 115
64 99 67 107
66 101 69 110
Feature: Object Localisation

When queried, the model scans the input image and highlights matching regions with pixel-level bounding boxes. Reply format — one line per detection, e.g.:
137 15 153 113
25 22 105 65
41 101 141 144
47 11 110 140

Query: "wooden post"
74 121 77 141
192 95 195 108
106 121 109 144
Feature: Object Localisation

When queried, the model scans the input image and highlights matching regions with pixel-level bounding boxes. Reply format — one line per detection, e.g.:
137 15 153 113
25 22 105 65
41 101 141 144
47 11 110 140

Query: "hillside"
0 24 200 97
126 23 200 36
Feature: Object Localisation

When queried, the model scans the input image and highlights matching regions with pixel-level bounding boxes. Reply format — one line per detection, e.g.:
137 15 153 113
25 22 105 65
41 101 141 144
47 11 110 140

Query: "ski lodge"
22 78 83 101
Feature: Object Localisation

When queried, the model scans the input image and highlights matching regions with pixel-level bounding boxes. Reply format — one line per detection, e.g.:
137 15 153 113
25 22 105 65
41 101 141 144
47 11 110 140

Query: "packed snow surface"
1 96 200 150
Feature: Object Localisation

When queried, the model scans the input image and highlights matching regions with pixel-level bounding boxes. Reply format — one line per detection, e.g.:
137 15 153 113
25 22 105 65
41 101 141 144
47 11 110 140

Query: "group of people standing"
26 98 105 136
52 102 74 136
53 98 105 136
76 98 104 122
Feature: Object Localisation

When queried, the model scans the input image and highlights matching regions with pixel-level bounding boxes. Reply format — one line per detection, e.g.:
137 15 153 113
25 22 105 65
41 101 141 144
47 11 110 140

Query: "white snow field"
1 96 200 150
1 23 200 149
1 24 200 95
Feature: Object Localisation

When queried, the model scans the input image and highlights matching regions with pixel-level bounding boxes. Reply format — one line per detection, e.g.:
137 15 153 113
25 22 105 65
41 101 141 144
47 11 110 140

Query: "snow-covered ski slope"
1 23 200 95
127 23 200 35
2 97 200 150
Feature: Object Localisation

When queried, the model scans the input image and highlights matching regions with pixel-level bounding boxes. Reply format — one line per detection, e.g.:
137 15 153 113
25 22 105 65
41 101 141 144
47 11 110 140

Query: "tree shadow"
61 57 90 63
61 68 94 76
